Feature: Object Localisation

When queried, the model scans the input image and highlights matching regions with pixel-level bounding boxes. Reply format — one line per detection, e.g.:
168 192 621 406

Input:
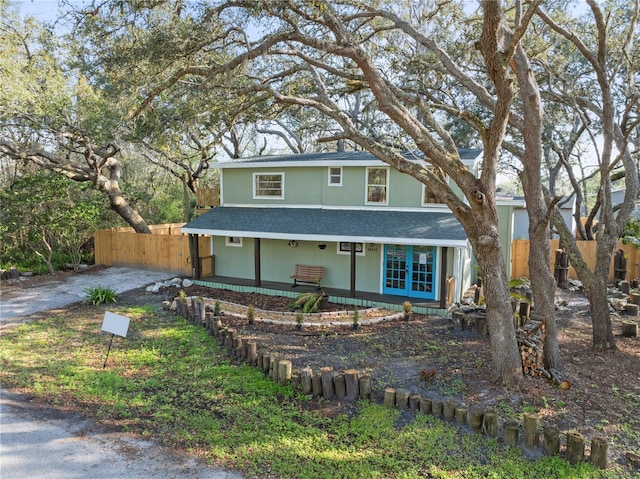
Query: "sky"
14 0 85 24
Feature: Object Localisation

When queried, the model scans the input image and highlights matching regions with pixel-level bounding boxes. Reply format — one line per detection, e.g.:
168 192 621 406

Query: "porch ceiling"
182 207 468 247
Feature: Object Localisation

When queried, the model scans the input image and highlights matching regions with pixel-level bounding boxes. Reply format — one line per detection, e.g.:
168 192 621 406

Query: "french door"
383 245 436 299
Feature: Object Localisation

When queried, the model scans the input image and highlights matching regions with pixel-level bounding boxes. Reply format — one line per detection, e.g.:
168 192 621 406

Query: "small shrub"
352 306 360 329
289 292 325 313
295 311 304 330
247 304 255 324
403 301 412 314
214 300 221 316
403 301 412 320
84 285 117 305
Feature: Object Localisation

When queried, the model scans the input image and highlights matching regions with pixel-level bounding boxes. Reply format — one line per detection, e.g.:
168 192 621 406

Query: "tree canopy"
2 0 638 380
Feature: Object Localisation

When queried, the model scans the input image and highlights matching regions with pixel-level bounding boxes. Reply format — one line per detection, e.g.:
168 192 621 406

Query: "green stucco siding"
212 236 382 292
321 167 366 206
221 166 443 208
212 236 255 278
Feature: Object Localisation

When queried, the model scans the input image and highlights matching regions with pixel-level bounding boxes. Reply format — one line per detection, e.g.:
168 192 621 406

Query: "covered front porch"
194 274 449 316
183 206 471 314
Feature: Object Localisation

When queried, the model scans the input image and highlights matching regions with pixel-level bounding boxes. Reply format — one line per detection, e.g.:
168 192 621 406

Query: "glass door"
383 245 436 300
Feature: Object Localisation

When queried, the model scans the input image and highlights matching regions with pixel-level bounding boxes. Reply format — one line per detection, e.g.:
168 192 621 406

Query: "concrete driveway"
0 267 245 479
0 266 175 325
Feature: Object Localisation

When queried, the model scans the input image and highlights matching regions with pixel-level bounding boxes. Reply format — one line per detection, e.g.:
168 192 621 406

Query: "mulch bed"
158 283 640 472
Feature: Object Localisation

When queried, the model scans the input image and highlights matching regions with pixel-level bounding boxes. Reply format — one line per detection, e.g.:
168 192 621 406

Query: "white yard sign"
101 311 130 338
101 312 130 368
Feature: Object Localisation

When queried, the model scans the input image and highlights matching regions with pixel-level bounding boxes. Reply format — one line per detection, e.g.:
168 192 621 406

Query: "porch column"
439 246 448 309
254 237 261 287
350 242 357 298
189 234 201 279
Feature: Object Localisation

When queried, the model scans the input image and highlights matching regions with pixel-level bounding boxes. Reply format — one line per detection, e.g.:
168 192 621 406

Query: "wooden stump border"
188 301 611 471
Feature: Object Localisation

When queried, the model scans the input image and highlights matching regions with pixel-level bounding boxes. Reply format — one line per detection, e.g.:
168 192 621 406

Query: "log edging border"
173 296 611 470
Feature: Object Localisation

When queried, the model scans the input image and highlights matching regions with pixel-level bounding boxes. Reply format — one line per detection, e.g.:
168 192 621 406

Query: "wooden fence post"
320 367 335 399
384 388 396 407
301 367 313 395
503 421 519 447
344 370 359 400
523 413 540 450
395 388 410 409
358 375 371 399
566 432 585 464
590 437 609 469
543 426 560 456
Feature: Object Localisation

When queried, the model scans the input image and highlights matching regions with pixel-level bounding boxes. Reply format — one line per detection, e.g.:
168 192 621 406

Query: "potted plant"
352 306 360 330
403 301 412 321
295 311 304 331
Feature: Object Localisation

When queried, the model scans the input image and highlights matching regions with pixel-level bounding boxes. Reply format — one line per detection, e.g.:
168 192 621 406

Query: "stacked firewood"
516 318 546 377
516 317 571 389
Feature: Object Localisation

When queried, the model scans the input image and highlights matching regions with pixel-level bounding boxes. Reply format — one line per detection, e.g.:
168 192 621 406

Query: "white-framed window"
421 168 447 206
337 242 365 256
366 167 389 204
226 236 243 247
422 184 439 205
253 172 284 199
328 167 343 186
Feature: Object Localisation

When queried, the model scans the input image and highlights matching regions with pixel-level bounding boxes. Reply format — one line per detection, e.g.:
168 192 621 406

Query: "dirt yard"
2 272 639 473
173 283 640 472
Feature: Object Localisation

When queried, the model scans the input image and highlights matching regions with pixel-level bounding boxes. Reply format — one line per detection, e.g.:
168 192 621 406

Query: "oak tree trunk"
97 158 151 234
512 32 561 371
471 233 523 387
584 276 617 350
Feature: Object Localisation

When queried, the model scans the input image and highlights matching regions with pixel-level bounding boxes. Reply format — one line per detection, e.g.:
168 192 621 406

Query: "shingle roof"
215 149 482 166
182 207 468 247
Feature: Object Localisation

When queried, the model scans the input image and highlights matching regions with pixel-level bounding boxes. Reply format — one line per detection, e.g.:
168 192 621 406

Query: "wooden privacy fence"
511 239 640 281
94 223 192 275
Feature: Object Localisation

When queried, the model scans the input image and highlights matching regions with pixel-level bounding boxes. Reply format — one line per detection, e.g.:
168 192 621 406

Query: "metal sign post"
101 311 130 368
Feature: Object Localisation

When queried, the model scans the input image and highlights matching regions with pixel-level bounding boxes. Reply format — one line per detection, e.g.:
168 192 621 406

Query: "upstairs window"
422 185 438 205
421 168 447 206
253 172 284 199
328 167 342 186
366 167 389 204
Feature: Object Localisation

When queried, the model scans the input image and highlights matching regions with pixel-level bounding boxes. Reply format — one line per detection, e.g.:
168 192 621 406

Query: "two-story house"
182 150 483 311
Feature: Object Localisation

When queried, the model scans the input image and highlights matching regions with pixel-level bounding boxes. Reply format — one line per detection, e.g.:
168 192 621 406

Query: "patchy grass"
0 303 628 479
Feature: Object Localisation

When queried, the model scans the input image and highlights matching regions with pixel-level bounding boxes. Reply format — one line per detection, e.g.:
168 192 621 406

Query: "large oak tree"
72 0 550 385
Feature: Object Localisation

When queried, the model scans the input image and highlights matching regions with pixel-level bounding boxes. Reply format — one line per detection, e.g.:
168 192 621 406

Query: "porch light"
288 240 298 248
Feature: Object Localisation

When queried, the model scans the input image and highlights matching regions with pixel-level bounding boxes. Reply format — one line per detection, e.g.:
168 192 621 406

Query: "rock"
148 282 165 294
182 278 193 287
167 278 183 287
162 301 171 311
568 279 583 289
608 288 627 299
609 298 627 311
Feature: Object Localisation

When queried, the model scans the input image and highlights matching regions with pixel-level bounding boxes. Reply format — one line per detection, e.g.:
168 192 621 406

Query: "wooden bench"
290 264 325 288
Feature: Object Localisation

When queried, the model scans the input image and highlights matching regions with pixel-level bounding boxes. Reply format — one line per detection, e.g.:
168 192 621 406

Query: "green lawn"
0 303 629 479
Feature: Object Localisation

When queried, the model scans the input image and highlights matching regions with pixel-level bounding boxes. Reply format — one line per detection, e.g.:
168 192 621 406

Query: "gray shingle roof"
182 207 468 246
216 149 482 166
